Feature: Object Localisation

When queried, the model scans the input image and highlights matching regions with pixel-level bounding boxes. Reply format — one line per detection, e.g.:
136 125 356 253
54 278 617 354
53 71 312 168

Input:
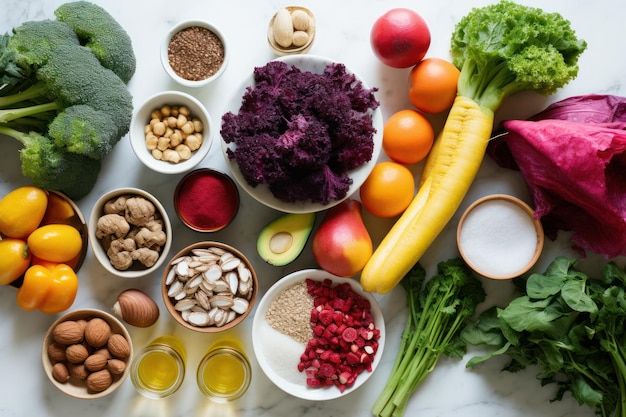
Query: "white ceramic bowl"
252 269 385 401
130 91 213 175
221 54 383 214
88 187 172 278
160 19 229 88
42 308 133 399
457 194 545 280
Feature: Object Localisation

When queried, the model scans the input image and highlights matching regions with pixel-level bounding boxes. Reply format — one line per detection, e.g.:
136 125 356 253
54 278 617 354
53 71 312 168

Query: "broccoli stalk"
0 125 101 199
371 259 486 417
451 0 588 113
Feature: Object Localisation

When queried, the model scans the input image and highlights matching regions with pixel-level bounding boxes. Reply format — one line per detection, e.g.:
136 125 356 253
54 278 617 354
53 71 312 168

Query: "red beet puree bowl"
173 168 240 232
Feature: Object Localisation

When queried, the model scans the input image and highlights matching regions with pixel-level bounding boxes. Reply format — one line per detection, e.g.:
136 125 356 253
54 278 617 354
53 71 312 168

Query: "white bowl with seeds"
161 241 257 333
161 19 229 88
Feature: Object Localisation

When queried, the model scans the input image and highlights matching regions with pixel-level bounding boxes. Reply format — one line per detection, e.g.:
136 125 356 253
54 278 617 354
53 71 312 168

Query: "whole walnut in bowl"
88 187 172 278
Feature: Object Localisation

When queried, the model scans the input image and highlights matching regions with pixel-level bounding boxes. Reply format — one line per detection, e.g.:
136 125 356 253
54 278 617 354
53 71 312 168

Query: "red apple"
370 8 431 68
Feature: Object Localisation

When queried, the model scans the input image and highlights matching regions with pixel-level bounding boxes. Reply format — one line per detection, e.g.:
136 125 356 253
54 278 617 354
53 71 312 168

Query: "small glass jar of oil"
130 336 186 399
196 338 251 402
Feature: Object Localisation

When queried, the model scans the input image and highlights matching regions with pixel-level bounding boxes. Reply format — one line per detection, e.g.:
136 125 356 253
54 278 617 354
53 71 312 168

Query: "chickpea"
176 114 188 129
178 106 191 117
152 121 166 136
151 149 163 160
192 118 203 132
145 133 158 150
160 105 171 118
185 134 202 151
181 121 195 135
150 109 162 120
164 127 174 138
162 149 181 163
156 136 170 151
169 131 183 147
166 116 178 128
175 144 192 160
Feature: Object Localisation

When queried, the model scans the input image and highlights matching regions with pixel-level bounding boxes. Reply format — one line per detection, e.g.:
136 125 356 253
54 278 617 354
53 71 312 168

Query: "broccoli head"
54 1 136 83
0 3 135 199
0 126 101 200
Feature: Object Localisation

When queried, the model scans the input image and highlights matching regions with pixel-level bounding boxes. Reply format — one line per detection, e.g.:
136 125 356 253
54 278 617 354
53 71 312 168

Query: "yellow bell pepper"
16 264 78 313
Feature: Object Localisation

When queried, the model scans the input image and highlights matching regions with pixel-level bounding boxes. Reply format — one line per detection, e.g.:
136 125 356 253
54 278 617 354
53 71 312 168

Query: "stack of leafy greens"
462 257 626 417
371 259 485 417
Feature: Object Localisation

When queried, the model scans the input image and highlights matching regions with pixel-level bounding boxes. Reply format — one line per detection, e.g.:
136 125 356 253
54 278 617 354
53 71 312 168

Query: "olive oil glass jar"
130 336 186 399
196 339 251 402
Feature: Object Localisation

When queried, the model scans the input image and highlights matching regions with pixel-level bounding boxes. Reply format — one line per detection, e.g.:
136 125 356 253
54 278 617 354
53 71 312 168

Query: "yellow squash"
361 96 494 294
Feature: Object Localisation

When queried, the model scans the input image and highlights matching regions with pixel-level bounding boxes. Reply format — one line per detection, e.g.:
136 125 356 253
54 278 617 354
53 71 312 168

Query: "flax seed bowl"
252 269 385 401
161 20 229 88
130 91 213 174
161 241 258 333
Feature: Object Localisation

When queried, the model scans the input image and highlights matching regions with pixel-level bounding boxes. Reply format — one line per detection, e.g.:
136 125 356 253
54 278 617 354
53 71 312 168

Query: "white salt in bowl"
252 269 385 401
456 194 545 280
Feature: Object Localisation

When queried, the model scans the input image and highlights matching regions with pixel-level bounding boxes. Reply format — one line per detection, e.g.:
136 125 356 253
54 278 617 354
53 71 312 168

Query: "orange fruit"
360 161 415 218
408 57 460 114
382 109 434 164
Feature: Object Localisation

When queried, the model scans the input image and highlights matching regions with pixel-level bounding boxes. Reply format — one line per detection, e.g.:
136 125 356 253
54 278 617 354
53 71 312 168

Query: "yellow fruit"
27 224 83 263
0 186 48 238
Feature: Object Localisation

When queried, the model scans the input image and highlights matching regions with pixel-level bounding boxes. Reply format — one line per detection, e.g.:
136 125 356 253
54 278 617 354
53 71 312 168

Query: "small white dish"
221 54 383 214
160 20 229 88
252 269 385 401
130 91 212 175
88 187 172 279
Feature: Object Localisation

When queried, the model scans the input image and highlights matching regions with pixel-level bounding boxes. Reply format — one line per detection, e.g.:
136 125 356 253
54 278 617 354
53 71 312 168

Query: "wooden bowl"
8 190 88 289
42 308 133 399
267 6 316 56
162 241 257 333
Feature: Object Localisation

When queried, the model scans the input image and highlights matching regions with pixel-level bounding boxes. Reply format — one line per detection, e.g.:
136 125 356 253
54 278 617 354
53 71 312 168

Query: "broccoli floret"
48 105 117 160
0 126 101 200
451 0 587 112
54 1 136 83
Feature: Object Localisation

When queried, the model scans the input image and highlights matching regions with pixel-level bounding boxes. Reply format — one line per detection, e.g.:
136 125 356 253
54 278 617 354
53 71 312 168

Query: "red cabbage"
221 60 379 205
487 94 626 258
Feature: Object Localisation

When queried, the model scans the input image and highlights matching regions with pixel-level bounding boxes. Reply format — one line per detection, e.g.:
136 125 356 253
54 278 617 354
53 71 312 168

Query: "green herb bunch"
462 256 626 417
372 258 486 417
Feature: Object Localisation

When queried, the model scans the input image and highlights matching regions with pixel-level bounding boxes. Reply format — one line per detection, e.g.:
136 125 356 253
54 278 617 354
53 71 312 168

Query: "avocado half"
257 212 316 266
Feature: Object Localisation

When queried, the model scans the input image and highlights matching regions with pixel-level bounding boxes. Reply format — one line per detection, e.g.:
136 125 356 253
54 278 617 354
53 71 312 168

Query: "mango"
311 199 373 277
0 186 48 238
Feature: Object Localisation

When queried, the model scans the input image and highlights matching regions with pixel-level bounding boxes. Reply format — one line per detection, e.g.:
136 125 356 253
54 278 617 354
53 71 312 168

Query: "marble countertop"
0 1 624 416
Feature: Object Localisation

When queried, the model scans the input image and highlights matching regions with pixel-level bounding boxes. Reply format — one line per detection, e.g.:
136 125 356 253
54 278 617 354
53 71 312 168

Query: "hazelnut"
66 344 90 364
85 317 111 348
52 362 70 383
107 334 130 359
52 320 84 345
112 289 160 328
85 354 109 372
86 369 112 393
